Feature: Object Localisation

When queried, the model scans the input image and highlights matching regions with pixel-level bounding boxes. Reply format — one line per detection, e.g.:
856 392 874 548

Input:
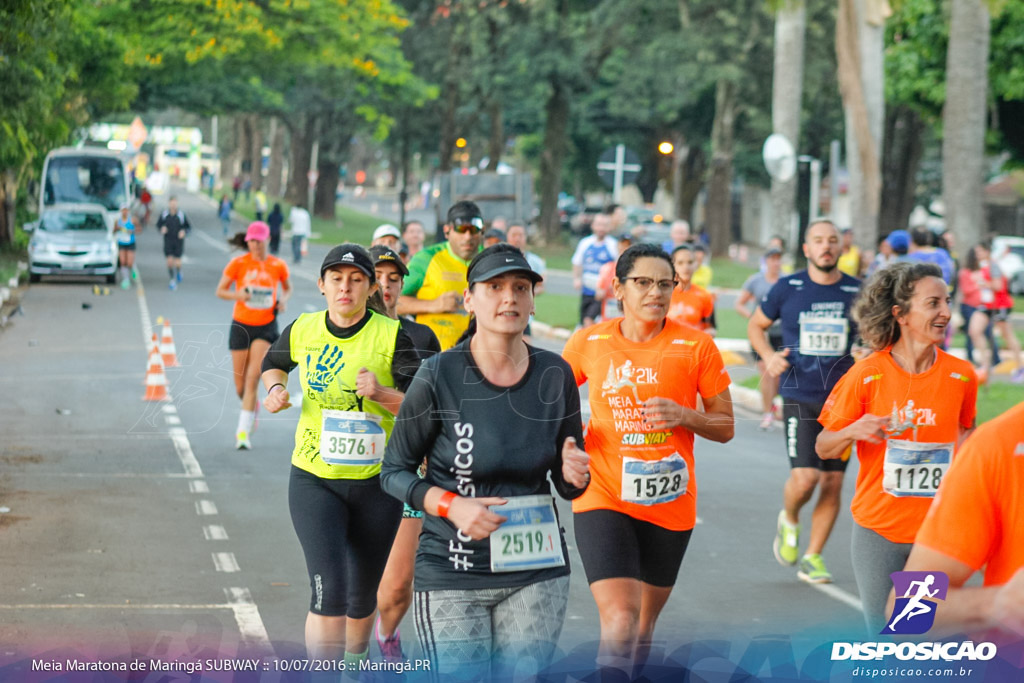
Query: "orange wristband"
436 491 457 518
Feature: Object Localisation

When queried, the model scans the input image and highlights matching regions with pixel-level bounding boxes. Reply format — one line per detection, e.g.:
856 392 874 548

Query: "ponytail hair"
367 289 388 316
455 316 477 345
227 232 248 250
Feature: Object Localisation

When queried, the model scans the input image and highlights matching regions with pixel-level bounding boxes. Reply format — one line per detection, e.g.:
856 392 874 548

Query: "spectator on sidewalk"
288 204 312 265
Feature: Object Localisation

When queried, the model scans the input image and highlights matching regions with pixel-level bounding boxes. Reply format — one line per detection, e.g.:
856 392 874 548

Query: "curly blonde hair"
853 261 944 350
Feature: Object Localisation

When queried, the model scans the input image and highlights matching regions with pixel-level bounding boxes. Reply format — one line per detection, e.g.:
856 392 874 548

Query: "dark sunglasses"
451 217 484 234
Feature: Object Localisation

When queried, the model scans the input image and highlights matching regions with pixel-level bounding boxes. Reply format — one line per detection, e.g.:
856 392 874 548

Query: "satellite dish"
763 134 797 182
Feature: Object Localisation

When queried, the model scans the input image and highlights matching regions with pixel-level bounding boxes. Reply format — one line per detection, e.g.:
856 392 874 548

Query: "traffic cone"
143 347 168 401
159 319 178 367
144 334 160 385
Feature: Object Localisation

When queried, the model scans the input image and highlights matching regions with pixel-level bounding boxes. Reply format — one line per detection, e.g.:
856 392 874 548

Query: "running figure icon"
888 574 939 631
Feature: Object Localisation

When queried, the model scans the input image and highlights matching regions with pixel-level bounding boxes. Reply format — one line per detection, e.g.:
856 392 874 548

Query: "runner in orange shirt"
667 245 716 334
893 401 1024 638
215 221 292 449
816 262 977 633
563 243 734 679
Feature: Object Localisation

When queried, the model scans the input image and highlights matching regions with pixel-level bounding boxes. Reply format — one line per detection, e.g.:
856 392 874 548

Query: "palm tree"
836 0 888 249
769 0 807 243
942 0 990 250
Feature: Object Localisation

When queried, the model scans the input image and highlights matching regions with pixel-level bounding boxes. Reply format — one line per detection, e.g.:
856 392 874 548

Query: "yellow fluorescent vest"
413 245 469 350
288 310 399 479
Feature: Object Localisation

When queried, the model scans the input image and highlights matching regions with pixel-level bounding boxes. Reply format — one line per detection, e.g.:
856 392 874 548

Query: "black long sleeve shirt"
380 340 586 591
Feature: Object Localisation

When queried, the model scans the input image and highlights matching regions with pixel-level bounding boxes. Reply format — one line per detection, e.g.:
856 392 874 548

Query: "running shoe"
759 412 774 431
235 431 250 450
121 279 130 290
169 279 177 291
375 614 404 663
773 510 800 566
1012 368 1024 384
797 553 833 584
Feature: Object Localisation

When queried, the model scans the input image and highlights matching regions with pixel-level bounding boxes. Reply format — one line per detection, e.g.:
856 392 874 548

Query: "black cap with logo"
467 246 543 286
320 243 375 279
368 245 409 277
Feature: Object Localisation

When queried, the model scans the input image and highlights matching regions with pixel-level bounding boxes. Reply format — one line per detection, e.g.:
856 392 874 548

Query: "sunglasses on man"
450 216 484 234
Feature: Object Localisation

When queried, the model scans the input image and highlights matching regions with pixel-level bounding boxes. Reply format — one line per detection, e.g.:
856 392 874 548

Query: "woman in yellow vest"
261 243 422 668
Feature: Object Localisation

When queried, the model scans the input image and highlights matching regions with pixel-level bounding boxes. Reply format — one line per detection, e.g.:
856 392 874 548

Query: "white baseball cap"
372 224 402 241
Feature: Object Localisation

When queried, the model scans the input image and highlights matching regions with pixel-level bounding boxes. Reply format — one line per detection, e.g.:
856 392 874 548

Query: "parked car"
27 204 117 284
992 235 1024 295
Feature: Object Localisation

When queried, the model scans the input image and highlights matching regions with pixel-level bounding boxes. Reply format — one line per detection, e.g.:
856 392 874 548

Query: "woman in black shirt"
381 244 590 680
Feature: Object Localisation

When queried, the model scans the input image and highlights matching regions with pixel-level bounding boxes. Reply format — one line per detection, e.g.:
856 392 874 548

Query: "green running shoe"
797 553 833 584
773 510 800 566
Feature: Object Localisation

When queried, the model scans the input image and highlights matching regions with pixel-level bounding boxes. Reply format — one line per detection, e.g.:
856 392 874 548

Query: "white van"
41 147 131 226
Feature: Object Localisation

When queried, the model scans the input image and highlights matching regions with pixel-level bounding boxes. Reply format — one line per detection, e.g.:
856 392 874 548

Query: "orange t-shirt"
915 402 1024 586
562 318 731 531
222 253 290 326
819 348 977 544
667 285 714 331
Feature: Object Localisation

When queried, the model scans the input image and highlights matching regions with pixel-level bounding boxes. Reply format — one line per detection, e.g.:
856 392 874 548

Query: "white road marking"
212 552 240 573
0 373 140 383
168 427 202 478
0 602 236 610
193 229 230 254
195 500 218 516
225 587 274 655
811 583 864 612
133 230 270 654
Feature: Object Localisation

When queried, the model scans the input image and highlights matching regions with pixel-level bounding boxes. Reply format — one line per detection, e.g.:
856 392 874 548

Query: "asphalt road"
0 188 870 679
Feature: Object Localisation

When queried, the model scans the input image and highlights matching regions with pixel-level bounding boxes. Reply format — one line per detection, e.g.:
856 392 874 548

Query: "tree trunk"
770 0 807 241
837 0 885 249
285 115 315 209
0 169 16 248
943 0 990 250
538 80 570 243
266 117 286 199
314 160 340 219
706 79 738 257
247 115 264 192
438 37 462 173
233 116 250 179
677 146 706 223
880 105 925 233
486 99 503 172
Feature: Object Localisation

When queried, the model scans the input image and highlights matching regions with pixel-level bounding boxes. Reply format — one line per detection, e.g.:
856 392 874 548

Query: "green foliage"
0 0 134 245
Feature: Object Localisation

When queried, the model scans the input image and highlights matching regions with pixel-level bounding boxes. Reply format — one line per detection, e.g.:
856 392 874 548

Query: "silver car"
27 203 118 283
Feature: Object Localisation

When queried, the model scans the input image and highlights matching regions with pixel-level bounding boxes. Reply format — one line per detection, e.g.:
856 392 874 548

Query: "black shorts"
288 467 402 617
117 243 136 252
752 333 784 364
228 319 280 350
163 240 184 258
580 294 602 323
981 307 1011 323
574 509 692 587
782 399 849 472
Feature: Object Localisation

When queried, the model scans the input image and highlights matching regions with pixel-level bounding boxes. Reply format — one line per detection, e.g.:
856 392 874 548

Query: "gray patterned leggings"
413 575 570 681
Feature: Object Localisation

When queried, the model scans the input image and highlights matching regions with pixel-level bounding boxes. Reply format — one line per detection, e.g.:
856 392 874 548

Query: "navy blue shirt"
759 270 861 404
